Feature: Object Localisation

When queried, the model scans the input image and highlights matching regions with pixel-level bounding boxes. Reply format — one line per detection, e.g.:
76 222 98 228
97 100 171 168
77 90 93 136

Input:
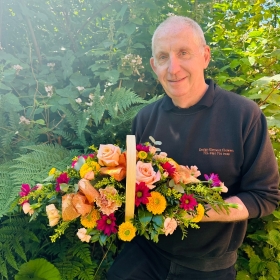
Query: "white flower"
76 86 85 91
75 98 82 104
13 65 23 71
45 85 53 97
89 93 94 100
47 63 55 68
19 116 31 125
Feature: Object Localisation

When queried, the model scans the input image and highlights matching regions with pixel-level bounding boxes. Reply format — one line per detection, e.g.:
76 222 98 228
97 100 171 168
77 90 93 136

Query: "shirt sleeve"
236 112 280 218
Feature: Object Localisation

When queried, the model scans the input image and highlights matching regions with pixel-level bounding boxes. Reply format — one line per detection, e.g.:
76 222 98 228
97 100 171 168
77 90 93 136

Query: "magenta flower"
96 213 118 236
136 144 149 153
135 182 151 207
204 173 221 187
19 184 31 197
161 162 176 176
56 172 70 191
179 194 198 211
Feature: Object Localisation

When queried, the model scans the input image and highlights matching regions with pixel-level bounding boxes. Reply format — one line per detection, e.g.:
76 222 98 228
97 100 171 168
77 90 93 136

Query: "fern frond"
0 255 8 279
70 242 92 265
12 238 27 262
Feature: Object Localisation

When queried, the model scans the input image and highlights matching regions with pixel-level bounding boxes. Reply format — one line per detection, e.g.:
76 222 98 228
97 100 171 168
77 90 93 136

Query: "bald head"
151 16 206 56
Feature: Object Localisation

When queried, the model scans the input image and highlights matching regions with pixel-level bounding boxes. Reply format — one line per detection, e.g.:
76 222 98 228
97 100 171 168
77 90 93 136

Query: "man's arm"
201 196 249 222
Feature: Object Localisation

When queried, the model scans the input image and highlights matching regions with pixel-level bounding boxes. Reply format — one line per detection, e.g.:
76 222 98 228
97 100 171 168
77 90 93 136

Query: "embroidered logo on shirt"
198 148 234 156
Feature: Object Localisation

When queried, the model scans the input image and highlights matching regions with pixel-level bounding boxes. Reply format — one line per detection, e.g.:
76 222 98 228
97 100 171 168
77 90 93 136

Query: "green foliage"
15 258 62 280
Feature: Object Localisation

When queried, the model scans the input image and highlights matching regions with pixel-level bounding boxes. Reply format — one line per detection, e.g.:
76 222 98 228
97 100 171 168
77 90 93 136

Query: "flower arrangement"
18 136 237 246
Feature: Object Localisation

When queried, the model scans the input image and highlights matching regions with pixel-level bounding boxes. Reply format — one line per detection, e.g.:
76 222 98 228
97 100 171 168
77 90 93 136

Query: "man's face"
150 26 210 107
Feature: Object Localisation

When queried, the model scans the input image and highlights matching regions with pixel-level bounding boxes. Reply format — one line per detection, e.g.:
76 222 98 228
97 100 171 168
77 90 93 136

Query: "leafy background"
0 0 279 279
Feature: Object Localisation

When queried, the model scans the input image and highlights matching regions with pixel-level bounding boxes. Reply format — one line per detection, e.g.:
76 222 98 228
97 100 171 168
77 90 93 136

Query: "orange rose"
136 161 161 189
97 144 121 167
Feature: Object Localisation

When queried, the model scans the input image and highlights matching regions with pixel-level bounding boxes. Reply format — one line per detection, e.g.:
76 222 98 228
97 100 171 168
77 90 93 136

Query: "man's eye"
159 55 167 60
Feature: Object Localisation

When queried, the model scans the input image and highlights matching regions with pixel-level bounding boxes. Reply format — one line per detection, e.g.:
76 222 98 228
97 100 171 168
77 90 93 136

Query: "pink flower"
97 213 117 236
172 165 200 184
95 186 121 215
179 194 198 211
19 184 31 197
22 202 34 215
204 173 221 187
136 161 161 189
136 144 149 152
77 228 91 242
189 166 201 178
135 182 151 207
149 146 157 155
153 152 168 161
161 162 176 176
56 172 70 191
163 217 177 236
97 144 121 167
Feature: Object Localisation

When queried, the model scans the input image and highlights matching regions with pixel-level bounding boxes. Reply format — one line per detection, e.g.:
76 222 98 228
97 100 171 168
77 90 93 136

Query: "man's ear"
150 57 157 73
203 45 211 69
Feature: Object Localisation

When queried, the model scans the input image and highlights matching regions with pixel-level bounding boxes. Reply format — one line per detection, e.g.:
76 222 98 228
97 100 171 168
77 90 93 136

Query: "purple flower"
204 173 221 187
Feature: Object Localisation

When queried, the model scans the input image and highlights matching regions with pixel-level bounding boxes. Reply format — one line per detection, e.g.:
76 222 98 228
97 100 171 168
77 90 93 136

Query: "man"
107 16 280 280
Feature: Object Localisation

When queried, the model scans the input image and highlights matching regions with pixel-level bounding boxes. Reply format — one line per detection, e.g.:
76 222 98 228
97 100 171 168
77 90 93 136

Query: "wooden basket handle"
125 135 136 222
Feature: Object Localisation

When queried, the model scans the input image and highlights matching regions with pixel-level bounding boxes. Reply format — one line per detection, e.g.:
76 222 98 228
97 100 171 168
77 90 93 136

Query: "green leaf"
248 30 263 38
138 208 153 226
15 258 61 280
152 215 164 227
34 119 45 125
123 23 136 36
56 85 79 98
70 72 90 87
1 92 23 112
0 82 12 90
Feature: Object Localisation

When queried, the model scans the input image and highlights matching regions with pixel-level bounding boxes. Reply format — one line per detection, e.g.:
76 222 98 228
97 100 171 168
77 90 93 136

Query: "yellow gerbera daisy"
118 221 137 241
191 203 205 223
80 209 100 228
146 191 167 215
138 151 147 160
48 168 56 176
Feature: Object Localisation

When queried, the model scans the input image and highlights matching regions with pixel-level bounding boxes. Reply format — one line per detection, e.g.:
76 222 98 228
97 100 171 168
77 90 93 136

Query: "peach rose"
77 228 91 242
22 202 34 216
172 165 200 184
163 217 177 236
46 204 60 227
136 161 161 189
97 144 121 167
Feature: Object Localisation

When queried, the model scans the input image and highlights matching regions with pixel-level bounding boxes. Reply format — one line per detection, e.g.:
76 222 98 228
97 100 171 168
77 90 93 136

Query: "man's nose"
168 55 180 75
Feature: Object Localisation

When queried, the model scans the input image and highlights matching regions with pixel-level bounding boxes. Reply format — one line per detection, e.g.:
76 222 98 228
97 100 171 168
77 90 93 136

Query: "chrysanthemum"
146 191 167 215
81 208 100 228
179 194 198 211
204 173 221 187
191 203 205 223
136 144 149 152
118 221 137 241
138 151 147 160
135 182 151 207
96 213 117 236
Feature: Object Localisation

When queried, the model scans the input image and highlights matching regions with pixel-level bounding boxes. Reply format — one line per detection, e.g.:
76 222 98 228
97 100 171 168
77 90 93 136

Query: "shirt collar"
162 79 215 113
